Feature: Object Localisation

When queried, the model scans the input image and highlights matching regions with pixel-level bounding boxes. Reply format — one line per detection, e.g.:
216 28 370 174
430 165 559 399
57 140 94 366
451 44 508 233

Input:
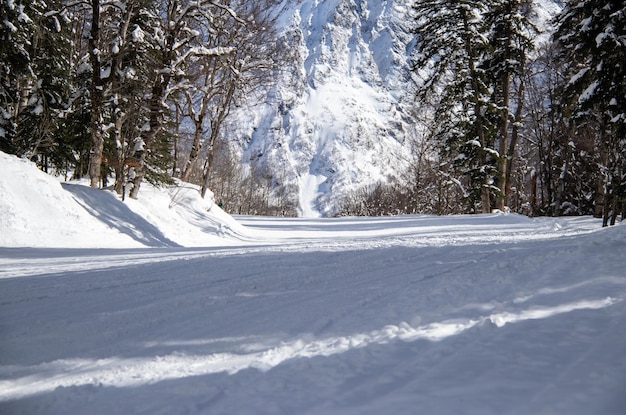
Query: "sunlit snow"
1 151 625 414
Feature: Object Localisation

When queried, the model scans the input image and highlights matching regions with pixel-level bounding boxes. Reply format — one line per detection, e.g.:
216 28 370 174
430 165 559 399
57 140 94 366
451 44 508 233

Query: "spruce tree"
412 0 495 213
0 0 29 153
1 0 67 158
554 1 626 225
482 0 537 211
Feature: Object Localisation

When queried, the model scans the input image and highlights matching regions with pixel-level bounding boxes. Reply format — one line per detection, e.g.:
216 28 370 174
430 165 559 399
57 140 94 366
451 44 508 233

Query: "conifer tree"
0 0 32 153
0 0 70 160
554 0 626 225
412 0 495 213
482 0 537 211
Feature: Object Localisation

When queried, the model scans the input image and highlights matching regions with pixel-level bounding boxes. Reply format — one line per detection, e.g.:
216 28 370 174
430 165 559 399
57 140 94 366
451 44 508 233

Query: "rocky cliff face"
228 0 560 217
228 0 416 217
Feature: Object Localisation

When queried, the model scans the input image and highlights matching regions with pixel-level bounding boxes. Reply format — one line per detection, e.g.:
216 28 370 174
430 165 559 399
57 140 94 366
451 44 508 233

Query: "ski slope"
1 214 626 414
1 151 626 414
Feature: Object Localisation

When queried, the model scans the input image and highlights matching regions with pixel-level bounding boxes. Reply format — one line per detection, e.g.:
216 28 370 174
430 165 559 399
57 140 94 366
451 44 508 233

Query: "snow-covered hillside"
229 0 563 217
1 152 626 414
0 151 249 248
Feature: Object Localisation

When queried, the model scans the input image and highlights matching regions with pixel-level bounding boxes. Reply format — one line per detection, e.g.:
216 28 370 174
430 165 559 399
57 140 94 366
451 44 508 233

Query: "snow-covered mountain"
229 0 417 217
227 0 562 217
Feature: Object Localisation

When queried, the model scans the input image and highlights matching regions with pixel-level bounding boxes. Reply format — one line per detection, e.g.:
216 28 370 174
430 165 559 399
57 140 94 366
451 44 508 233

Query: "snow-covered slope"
1 147 626 415
229 0 562 217
0 151 249 248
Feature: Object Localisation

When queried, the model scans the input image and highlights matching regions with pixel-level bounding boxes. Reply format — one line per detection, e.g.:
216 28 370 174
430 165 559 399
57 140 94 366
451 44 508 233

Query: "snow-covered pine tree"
523 40 603 218
0 0 70 162
412 0 495 213
0 0 32 154
554 1 626 225
482 0 537 211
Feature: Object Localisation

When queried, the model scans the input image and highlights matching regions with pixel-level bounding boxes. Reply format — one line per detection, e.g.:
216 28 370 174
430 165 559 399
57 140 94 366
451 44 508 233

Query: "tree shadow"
61 183 180 247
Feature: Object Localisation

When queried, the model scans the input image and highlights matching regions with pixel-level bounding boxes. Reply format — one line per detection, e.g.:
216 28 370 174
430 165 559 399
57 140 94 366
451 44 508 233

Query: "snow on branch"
209 0 245 24
173 46 235 69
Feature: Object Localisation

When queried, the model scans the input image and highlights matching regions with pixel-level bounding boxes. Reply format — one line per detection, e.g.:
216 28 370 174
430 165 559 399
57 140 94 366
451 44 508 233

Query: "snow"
233 0 416 216
569 67 589 87
1 150 625 414
4 19 18 32
16 4 32 24
100 66 111 80
533 0 563 33
579 80 599 104
299 172 325 218
131 26 145 43
0 152 246 248
227 0 564 217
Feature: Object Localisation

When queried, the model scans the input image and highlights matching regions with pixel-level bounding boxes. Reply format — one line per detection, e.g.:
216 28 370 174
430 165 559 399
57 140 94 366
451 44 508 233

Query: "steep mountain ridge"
229 0 560 217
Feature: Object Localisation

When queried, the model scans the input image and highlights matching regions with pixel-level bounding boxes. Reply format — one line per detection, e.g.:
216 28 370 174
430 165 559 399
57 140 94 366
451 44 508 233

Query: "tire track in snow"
0 296 618 402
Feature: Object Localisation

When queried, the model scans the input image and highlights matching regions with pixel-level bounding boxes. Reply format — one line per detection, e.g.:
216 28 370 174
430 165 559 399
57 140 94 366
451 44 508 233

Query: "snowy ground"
1 151 626 414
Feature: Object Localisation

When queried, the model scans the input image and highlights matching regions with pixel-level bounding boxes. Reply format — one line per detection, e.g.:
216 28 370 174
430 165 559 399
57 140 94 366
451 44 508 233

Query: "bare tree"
128 0 239 199
178 1 283 198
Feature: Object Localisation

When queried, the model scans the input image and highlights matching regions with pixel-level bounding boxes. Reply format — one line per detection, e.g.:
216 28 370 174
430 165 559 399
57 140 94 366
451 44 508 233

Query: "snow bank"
0 152 141 248
0 151 250 248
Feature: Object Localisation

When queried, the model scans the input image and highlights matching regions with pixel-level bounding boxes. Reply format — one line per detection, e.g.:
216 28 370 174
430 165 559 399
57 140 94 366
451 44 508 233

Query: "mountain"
228 0 416 217
228 0 562 217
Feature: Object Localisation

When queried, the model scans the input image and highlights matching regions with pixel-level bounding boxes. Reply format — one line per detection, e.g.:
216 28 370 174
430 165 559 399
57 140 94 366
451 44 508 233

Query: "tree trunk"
529 170 537 216
111 5 135 195
461 8 490 213
181 112 204 182
554 121 573 216
200 79 237 198
495 74 510 212
129 24 176 199
506 76 525 205
602 185 613 227
200 121 220 198
129 82 167 199
495 5 514 212
88 0 103 188
113 105 126 195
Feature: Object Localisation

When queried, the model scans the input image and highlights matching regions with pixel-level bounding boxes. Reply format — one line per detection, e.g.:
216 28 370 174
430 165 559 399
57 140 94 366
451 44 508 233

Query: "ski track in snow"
1 215 626 414
0 296 618 402
0 213 600 279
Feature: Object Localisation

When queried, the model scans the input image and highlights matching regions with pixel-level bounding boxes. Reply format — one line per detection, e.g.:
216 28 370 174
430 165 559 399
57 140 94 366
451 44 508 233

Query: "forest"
1 0 625 225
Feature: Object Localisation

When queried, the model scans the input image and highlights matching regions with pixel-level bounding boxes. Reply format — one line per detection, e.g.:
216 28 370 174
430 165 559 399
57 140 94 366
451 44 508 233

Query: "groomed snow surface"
1 151 625 414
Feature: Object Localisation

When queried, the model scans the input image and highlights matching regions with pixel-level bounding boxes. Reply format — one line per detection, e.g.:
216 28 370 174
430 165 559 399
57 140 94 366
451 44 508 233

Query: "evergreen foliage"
412 0 538 213
412 0 495 213
0 0 70 160
554 0 626 226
